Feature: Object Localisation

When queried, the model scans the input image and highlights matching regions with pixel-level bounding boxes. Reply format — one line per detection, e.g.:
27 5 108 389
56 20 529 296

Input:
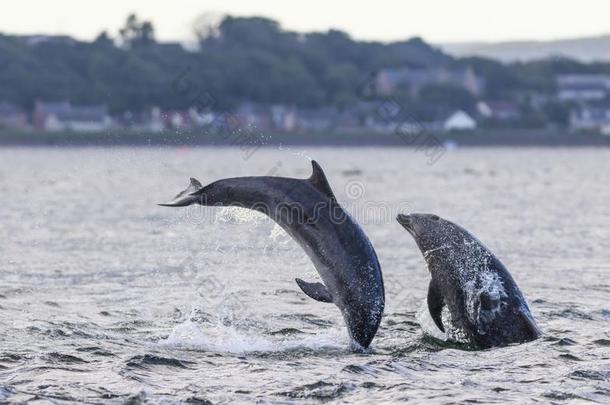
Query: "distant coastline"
1 129 609 147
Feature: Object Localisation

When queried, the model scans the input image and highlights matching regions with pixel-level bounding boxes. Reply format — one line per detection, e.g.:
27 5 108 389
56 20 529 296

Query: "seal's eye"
430 215 440 221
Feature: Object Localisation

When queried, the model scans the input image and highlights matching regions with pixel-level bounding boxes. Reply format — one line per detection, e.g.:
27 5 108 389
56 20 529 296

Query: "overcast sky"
1 0 609 43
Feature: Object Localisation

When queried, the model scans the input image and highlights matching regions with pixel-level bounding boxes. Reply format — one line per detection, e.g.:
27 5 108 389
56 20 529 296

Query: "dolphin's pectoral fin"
295 278 333 303
308 161 337 202
427 278 445 333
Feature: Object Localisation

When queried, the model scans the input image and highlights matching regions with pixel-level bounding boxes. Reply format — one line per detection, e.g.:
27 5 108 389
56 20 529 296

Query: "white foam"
447 238 508 328
269 223 289 242
216 206 267 224
462 270 508 330
160 320 346 354
0 387 12 402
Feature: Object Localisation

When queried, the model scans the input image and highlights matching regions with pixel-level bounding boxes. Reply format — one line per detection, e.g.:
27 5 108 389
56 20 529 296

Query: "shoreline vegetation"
3 15 610 137
1 129 609 147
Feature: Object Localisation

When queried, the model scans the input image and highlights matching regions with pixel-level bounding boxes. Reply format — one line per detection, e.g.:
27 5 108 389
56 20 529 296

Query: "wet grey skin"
397 213 540 349
160 161 385 350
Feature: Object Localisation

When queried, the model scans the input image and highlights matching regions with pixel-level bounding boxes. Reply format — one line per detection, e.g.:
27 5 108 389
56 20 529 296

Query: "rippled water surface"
1 146 609 403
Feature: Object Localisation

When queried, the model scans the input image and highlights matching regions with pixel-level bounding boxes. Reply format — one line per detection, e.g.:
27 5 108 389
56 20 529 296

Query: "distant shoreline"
1 129 609 147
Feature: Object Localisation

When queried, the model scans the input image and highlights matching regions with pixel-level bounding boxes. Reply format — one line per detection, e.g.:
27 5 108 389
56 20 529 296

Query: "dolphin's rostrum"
160 161 385 349
397 213 540 349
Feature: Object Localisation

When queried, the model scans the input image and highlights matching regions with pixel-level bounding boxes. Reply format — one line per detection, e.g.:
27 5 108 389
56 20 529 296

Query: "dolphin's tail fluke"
158 178 203 207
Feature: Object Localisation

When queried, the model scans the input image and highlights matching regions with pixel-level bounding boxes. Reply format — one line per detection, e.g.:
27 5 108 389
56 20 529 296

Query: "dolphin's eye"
430 215 440 221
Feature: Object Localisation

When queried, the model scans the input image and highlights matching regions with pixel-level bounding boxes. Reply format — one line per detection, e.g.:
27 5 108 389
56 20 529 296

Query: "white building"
557 74 610 102
477 101 521 121
570 107 610 135
444 110 477 131
34 101 112 132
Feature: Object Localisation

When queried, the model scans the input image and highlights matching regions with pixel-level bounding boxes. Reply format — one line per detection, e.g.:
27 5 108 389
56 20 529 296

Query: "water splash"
269 223 289 242
160 320 346 354
464 270 508 330
451 238 508 326
277 145 313 161
216 206 267 224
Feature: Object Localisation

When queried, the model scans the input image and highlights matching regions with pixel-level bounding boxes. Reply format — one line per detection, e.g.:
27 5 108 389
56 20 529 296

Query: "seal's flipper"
427 278 445 333
295 278 333 303
159 177 204 207
308 161 336 202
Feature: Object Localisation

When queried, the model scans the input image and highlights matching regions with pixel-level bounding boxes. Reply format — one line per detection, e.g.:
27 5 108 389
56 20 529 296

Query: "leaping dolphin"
160 161 385 349
397 213 540 349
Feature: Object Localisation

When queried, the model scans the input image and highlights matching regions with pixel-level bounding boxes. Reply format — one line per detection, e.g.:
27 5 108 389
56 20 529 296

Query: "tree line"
1 14 609 115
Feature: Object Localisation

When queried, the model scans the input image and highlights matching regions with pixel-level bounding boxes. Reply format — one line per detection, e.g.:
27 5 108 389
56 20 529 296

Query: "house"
332 108 363 133
477 101 521 121
235 102 273 131
271 105 297 132
0 102 28 130
444 110 477 131
33 101 112 132
296 108 335 132
162 109 205 130
569 106 610 134
233 103 299 132
557 74 610 102
376 66 485 96
117 107 165 132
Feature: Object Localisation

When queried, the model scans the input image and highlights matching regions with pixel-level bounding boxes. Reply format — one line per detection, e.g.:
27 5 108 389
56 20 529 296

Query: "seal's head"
397 213 467 254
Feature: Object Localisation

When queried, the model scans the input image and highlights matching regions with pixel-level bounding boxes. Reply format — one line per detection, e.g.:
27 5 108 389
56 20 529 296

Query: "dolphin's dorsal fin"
428 278 445 333
308 160 336 201
295 278 333 303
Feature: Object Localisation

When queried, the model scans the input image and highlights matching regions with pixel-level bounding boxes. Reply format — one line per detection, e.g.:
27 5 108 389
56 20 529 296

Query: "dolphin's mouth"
396 214 418 238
